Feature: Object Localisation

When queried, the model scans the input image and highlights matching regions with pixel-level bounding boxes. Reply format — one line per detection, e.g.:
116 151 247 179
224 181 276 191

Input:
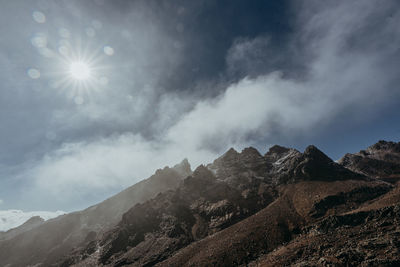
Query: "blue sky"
0 0 399 215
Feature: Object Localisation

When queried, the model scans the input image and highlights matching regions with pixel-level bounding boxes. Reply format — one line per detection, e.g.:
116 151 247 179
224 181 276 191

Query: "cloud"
168 0 400 153
25 134 215 210
31 134 213 192
0 199 3 205
0 210 65 232
12 0 400 211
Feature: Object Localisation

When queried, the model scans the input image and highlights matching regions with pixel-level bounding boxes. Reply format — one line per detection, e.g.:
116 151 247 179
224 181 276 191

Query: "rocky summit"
339 140 400 181
1 141 400 266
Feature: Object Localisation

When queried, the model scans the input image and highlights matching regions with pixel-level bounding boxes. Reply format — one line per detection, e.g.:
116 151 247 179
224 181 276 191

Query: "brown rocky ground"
249 186 400 266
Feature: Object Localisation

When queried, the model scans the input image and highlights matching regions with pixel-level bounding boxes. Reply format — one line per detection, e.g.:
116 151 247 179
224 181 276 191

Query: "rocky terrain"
0 140 399 266
338 140 400 180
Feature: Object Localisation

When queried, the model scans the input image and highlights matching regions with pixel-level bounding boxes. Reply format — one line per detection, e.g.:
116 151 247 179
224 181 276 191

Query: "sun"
69 61 91 80
41 39 110 99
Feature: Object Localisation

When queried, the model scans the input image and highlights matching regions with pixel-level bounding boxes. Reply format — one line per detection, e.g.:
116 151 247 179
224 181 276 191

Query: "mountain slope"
0 216 44 241
249 183 400 266
0 160 191 267
158 180 390 266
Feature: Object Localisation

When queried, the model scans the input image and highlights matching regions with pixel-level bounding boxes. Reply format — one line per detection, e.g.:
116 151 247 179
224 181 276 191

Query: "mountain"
0 159 191 267
338 140 400 181
1 141 400 266
61 144 389 266
0 216 44 241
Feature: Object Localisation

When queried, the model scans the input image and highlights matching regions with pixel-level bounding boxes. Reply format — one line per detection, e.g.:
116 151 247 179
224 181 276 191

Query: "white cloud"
30 134 215 197
0 210 65 232
0 199 3 205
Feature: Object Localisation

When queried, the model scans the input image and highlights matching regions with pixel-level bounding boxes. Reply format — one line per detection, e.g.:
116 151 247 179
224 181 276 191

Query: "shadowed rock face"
339 140 400 180
208 144 362 186
3 141 400 267
289 145 364 182
87 164 278 266
262 144 364 184
207 147 270 184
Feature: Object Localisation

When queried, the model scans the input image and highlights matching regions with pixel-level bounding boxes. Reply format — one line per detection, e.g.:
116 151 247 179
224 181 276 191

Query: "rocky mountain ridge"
62 143 390 266
0 140 399 266
338 140 400 180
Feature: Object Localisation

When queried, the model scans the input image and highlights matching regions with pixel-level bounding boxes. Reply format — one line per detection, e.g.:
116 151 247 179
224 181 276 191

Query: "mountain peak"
223 147 239 158
266 145 290 155
173 158 192 177
193 164 214 178
241 147 262 157
0 215 45 242
368 140 400 153
183 165 215 189
303 145 332 164
264 145 300 166
207 145 268 182
290 145 363 182
338 140 400 178
23 216 44 225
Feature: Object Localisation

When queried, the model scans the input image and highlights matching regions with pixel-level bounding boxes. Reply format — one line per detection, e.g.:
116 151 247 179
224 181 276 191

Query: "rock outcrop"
339 140 400 180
